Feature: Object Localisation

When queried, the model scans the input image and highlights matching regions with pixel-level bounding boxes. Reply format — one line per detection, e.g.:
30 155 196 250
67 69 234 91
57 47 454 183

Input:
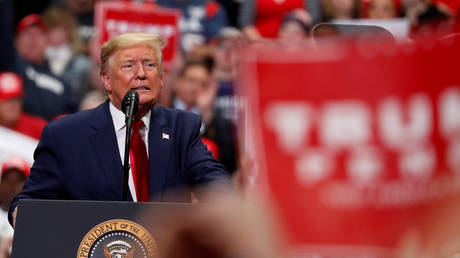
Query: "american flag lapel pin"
162 132 170 140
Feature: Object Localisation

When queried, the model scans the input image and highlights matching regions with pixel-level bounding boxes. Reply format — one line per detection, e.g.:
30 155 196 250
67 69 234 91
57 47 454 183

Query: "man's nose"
135 62 146 79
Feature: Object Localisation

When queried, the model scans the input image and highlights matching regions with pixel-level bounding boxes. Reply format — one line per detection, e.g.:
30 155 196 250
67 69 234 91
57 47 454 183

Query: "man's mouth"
132 86 150 91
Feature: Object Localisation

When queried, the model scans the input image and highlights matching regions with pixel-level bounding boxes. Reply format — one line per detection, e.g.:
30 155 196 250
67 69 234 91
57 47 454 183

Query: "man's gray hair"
100 32 164 76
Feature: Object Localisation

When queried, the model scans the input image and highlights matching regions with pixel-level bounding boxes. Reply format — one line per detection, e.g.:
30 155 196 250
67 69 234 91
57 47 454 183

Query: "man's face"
279 22 307 43
48 26 69 46
101 44 163 116
175 65 210 108
16 26 48 64
369 0 396 18
0 170 26 210
0 98 22 127
331 0 355 17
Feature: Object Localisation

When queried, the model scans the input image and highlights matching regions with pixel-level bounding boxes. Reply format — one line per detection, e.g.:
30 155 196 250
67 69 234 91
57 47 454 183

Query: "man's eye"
145 63 156 70
121 64 134 70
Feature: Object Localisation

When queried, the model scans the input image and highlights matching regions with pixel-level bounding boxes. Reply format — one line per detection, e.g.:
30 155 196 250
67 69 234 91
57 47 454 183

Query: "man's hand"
12 207 17 229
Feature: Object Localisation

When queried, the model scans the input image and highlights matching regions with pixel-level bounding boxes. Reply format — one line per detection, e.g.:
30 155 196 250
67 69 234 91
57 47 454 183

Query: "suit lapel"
89 100 127 200
148 107 173 201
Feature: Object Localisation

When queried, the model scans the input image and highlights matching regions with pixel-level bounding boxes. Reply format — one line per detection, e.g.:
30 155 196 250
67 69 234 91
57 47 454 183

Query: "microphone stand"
122 99 137 201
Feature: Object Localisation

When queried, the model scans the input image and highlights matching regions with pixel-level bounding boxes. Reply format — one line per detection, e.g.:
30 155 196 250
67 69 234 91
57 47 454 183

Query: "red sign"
240 39 460 257
95 1 181 66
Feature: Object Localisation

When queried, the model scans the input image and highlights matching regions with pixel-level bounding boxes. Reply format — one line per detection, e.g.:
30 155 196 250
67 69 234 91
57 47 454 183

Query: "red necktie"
130 120 150 202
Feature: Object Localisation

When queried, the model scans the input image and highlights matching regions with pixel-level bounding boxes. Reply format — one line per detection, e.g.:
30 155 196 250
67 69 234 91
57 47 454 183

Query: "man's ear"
100 72 111 92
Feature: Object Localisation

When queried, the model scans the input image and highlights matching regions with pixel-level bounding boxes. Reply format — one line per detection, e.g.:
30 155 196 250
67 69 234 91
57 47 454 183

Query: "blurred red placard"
95 1 181 66
240 39 460 257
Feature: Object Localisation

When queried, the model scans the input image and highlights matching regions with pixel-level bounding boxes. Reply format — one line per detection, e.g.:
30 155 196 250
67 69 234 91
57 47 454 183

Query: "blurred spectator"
212 28 243 122
0 158 30 216
42 6 92 102
13 13 78 121
239 0 321 40
15 14 48 65
0 72 47 141
0 157 30 258
86 35 106 93
323 0 361 20
213 28 241 83
172 58 237 173
278 11 313 43
368 0 398 18
401 0 452 36
72 35 106 111
52 0 95 46
157 0 229 52
172 58 214 117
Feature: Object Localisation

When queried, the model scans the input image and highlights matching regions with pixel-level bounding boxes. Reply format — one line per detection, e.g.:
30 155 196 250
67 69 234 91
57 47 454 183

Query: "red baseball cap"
1 157 30 178
16 13 47 35
0 72 23 100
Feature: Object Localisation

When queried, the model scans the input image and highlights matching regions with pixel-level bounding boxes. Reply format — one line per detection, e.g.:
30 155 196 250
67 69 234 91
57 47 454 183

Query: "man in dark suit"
9 32 232 226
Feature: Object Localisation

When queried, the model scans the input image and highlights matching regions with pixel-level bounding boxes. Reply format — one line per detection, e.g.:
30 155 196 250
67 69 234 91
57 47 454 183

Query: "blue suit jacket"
9 101 231 224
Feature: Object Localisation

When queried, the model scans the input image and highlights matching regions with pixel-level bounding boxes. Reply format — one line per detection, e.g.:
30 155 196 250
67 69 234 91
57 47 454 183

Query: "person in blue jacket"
9 32 232 226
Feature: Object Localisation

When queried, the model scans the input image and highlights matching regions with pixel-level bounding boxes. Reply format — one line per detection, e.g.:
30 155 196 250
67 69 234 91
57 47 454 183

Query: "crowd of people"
0 0 459 257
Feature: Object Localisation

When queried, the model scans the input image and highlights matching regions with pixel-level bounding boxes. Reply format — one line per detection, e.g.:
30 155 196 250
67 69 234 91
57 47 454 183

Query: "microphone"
121 90 139 201
121 89 139 121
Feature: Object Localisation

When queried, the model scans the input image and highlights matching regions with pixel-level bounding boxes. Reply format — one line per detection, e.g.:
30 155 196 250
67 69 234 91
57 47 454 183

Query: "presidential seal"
77 219 158 258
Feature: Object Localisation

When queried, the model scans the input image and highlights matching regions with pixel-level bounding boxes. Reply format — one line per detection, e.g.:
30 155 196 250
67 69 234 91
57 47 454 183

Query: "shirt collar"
109 101 151 132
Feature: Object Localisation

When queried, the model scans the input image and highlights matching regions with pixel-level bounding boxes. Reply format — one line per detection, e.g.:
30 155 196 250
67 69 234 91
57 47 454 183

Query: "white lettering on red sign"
264 86 460 207
105 19 177 43
440 87 460 138
265 102 313 154
379 93 433 150
320 102 372 148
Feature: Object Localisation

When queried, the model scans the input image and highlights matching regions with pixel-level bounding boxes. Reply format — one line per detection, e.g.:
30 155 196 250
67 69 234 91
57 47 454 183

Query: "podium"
11 199 194 257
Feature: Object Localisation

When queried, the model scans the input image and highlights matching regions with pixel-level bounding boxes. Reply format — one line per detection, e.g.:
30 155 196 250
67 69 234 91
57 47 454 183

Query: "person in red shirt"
0 156 30 258
0 72 47 140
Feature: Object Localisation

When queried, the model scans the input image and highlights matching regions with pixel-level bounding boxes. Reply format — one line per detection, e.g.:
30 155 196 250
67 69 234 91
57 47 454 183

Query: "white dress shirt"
109 102 150 202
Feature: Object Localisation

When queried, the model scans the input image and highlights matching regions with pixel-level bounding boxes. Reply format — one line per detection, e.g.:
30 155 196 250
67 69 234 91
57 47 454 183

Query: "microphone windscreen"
121 90 139 115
